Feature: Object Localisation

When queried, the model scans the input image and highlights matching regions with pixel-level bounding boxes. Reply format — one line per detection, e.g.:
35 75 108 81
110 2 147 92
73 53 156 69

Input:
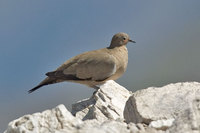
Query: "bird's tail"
28 77 58 93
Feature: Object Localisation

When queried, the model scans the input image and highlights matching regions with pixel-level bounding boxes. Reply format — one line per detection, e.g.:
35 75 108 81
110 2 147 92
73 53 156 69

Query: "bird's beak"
129 39 136 43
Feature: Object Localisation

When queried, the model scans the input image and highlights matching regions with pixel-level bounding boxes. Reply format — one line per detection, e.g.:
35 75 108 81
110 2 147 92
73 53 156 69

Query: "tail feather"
28 84 45 93
28 77 57 93
29 73 85 93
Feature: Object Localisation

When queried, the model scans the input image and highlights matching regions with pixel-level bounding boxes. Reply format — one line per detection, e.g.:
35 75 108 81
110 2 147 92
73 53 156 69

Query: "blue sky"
1 0 200 131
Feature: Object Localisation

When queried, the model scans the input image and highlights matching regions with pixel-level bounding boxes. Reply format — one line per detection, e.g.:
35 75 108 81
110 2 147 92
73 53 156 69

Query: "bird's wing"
53 51 117 81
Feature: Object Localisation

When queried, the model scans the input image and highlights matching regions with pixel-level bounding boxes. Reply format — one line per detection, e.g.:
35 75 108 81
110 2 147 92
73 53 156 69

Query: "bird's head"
109 32 135 48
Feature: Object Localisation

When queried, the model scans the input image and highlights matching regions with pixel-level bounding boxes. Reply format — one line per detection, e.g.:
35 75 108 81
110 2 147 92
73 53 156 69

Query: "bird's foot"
93 85 100 90
90 85 100 95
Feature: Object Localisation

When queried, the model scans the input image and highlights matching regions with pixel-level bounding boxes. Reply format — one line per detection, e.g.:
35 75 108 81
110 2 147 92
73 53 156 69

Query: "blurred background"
0 0 200 132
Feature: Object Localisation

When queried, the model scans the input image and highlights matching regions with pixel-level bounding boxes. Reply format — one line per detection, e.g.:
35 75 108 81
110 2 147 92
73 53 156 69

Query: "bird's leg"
88 84 100 90
89 85 100 95
93 85 100 90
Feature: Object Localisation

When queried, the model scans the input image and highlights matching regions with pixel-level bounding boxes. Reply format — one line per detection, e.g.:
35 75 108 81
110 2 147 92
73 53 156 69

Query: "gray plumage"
29 32 135 93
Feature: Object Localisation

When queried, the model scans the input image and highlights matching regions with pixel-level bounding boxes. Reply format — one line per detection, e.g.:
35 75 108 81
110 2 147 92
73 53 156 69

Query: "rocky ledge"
4 80 200 133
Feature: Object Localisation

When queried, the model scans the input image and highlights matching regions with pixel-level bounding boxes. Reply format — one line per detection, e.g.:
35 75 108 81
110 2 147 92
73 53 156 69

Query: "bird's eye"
123 37 126 40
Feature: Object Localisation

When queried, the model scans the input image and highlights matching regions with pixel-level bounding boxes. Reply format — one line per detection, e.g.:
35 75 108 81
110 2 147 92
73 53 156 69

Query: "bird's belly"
66 69 124 87
109 67 125 80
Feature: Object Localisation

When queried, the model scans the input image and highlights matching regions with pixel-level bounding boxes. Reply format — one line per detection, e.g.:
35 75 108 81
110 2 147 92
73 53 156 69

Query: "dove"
29 32 135 93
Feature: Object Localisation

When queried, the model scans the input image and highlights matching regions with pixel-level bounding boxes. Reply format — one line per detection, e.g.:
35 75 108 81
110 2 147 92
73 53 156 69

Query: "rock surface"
124 82 200 124
72 80 131 122
4 104 82 133
169 96 200 133
4 81 200 133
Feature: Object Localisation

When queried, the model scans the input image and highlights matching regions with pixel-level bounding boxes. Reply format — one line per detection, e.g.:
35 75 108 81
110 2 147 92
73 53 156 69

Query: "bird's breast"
109 46 128 80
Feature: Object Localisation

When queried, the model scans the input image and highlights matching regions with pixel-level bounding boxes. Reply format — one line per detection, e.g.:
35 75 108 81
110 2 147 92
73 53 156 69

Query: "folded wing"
65 53 116 81
47 52 117 81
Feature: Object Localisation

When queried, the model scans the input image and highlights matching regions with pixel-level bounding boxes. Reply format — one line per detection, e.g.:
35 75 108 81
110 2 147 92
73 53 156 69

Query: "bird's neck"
107 45 127 51
107 45 128 60
108 44 126 49
108 41 126 49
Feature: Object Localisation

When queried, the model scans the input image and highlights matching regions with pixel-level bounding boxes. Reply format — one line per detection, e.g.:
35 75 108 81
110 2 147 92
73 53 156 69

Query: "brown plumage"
29 32 135 93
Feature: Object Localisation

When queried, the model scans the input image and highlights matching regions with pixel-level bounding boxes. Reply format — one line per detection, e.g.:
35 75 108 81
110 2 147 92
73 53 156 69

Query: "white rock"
4 82 200 133
79 120 131 133
4 104 82 133
72 80 132 122
149 119 175 130
124 82 200 124
168 96 200 133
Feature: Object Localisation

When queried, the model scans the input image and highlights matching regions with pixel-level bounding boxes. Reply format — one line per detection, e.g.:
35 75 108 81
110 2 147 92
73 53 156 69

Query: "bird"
28 32 135 93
